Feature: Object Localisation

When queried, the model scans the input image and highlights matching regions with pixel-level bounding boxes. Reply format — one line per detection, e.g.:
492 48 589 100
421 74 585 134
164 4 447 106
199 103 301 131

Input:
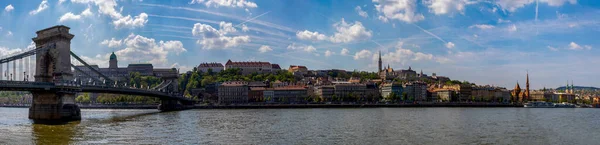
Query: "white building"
198 62 224 73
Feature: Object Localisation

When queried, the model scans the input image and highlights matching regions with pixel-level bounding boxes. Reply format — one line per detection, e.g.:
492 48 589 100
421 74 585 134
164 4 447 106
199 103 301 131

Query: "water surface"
0 107 598 144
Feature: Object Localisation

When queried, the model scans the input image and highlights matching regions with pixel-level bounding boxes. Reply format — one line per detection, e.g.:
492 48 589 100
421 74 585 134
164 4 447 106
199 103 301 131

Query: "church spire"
571 80 574 94
378 50 382 72
525 71 530 101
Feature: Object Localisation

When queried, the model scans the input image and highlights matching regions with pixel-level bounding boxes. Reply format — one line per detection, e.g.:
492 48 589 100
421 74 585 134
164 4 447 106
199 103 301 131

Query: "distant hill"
556 86 600 91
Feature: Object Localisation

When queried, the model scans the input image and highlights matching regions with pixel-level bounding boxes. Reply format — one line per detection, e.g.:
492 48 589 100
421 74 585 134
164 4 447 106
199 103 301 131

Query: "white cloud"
112 13 148 29
170 63 192 72
495 0 577 12
341 48 350 55
353 49 372 60
568 42 591 50
498 18 511 23
355 6 368 17
380 45 437 65
100 38 123 48
59 7 93 22
6 31 12 37
286 43 317 53
0 46 23 57
329 18 372 43
59 0 67 5
542 0 577 6
218 21 237 34
241 24 249 32
445 42 455 49
258 45 272 53
507 24 517 32
469 24 495 29
29 0 49 15
189 0 258 8
296 30 327 41
287 43 301 50
71 0 148 29
547 46 559 51
192 22 251 49
378 15 389 23
71 0 121 19
304 45 316 52
4 4 14 12
114 33 187 65
325 50 334 57
373 0 424 23
424 0 475 15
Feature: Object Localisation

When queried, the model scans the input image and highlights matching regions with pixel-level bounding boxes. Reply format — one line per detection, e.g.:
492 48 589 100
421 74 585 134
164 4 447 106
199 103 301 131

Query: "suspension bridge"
0 25 194 123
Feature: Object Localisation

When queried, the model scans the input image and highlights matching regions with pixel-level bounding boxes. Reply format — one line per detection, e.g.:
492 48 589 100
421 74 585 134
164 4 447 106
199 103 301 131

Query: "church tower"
378 50 382 73
525 71 530 101
571 80 574 94
109 52 118 69
513 81 522 102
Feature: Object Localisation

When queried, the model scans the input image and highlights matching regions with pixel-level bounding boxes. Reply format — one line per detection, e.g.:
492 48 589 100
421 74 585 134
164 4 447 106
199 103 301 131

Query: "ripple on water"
1 107 600 144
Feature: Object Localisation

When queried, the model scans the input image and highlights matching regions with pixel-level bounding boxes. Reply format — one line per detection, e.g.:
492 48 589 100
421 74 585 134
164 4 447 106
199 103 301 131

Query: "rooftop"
199 62 224 67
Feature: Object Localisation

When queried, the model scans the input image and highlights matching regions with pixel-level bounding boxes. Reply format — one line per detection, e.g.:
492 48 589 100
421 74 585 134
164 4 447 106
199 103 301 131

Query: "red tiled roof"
225 59 271 66
289 65 307 69
198 62 223 67
221 81 248 86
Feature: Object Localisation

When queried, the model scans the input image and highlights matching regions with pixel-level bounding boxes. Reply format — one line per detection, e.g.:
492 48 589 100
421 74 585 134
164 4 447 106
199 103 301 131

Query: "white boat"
554 102 576 108
524 101 555 108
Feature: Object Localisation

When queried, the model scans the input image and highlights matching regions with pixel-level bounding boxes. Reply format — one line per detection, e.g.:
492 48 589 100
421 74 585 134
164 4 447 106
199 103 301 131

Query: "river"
0 107 599 144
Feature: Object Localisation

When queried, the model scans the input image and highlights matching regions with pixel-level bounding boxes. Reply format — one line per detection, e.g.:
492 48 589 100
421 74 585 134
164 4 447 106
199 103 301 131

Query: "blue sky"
0 0 599 89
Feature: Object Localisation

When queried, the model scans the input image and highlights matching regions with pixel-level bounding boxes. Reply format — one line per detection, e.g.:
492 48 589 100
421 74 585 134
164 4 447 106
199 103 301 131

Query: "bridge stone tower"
29 25 81 122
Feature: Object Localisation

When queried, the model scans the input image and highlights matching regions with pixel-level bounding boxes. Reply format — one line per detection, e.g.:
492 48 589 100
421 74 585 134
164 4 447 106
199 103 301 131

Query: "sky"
0 0 599 89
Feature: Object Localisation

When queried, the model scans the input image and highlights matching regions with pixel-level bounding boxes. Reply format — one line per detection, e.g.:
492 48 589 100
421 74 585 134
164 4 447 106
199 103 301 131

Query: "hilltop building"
225 59 281 75
289 65 308 76
73 52 177 82
198 62 224 73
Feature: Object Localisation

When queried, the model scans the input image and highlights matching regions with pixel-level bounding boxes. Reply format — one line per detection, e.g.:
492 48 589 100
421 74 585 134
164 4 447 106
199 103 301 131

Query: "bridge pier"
158 99 181 111
28 25 80 123
29 91 81 122
158 99 195 111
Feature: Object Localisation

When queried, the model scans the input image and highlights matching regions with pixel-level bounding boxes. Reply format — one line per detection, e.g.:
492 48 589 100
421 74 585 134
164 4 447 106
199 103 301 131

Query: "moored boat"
554 102 576 108
524 101 554 108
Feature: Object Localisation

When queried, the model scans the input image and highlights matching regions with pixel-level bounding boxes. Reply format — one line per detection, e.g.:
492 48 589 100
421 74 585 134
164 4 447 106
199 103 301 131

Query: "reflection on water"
1 107 600 144
32 121 79 145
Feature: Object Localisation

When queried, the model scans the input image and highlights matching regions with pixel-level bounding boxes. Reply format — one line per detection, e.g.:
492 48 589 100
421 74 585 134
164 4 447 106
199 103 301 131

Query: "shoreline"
193 103 523 109
0 103 524 109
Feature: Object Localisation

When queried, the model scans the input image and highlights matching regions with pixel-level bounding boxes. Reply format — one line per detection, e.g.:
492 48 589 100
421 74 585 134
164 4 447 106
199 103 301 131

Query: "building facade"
198 62 224 73
264 86 308 103
381 83 403 100
333 84 366 99
288 65 308 75
315 85 335 101
225 60 280 75
218 81 249 104
433 89 455 102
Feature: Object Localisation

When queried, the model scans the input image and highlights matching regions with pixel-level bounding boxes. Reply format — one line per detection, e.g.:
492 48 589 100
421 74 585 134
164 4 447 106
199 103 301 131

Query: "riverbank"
0 104 157 109
1 103 530 109
193 103 523 109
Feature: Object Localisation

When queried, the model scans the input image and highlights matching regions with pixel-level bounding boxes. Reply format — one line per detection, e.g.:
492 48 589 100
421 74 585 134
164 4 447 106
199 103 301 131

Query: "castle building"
198 62 224 73
73 52 177 82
